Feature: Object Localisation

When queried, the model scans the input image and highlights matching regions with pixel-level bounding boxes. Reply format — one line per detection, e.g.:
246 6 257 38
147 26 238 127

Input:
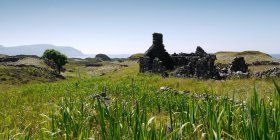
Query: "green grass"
0 64 280 139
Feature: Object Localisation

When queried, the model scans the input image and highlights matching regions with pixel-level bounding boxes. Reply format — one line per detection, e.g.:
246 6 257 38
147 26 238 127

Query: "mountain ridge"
0 44 85 58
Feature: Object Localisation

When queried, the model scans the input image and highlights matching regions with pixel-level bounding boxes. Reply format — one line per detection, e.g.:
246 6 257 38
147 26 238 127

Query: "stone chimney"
143 33 174 70
153 33 163 45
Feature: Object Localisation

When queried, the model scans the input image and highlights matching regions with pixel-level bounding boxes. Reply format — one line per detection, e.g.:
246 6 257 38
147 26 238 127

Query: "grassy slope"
0 63 280 139
215 51 274 64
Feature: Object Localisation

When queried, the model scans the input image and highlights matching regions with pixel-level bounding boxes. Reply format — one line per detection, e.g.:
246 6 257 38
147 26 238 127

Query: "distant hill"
0 44 85 58
215 51 275 64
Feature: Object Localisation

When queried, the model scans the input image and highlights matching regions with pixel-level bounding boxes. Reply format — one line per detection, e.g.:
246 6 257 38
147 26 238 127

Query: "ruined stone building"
140 33 220 79
139 33 250 79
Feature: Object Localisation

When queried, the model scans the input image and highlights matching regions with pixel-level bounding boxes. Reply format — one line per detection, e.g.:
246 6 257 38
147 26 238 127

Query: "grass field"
0 63 280 139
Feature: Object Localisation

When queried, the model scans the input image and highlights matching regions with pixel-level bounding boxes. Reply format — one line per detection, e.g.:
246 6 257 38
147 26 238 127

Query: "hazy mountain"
270 54 280 59
0 44 85 58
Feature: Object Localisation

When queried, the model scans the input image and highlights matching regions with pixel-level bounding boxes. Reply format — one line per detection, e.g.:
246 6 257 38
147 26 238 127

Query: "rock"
89 92 108 99
89 92 110 105
160 86 171 92
234 71 249 79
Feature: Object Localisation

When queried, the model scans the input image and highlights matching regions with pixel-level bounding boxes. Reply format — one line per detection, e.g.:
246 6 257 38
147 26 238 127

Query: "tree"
42 49 68 74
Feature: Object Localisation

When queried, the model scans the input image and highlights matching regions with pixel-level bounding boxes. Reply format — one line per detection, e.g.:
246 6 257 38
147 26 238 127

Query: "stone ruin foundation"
140 33 251 80
170 47 219 79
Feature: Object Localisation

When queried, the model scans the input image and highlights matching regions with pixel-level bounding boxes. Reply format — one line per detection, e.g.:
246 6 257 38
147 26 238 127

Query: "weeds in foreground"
1 76 280 139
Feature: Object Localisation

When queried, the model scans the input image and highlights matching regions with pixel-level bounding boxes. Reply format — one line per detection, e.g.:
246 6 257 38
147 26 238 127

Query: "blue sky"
0 0 279 54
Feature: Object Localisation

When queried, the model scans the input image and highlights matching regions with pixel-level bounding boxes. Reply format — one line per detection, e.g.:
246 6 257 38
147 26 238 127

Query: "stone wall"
255 67 280 78
250 61 280 66
139 56 152 73
230 57 248 73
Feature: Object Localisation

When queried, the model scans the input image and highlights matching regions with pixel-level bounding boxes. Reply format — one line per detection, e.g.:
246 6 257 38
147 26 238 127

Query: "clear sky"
0 0 279 54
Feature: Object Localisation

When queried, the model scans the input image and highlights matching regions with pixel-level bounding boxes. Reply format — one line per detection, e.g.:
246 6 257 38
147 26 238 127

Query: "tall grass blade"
273 80 280 95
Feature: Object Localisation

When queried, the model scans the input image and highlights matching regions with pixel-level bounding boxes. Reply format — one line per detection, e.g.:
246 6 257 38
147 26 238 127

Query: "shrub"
42 49 68 74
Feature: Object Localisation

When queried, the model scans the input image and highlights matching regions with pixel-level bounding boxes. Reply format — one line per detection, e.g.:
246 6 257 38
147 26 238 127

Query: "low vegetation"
0 63 280 139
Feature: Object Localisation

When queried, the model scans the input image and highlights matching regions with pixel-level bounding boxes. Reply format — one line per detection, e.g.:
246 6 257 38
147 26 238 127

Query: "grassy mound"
129 53 144 60
215 51 273 64
0 66 63 86
95 54 111 61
